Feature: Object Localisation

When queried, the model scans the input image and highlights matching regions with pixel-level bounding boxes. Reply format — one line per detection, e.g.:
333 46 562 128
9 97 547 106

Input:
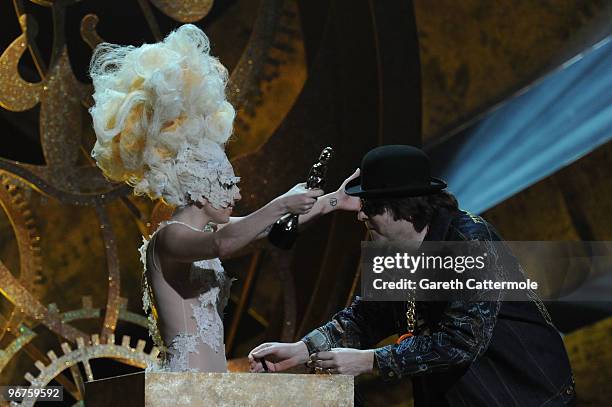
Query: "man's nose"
357 210 368 222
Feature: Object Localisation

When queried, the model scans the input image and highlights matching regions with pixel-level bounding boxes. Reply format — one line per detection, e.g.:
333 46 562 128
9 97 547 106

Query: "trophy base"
268 218 299 250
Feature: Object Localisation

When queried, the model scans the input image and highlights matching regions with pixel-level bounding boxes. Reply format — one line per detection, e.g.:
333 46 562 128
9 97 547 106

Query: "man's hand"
311 348 374 376
248 341 309 373
329 168 361 212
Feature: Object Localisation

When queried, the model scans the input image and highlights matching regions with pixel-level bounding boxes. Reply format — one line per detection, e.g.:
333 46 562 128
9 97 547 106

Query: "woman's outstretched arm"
226 169 362 241
298 168 361 225
157 184 323 263
263 168 362 238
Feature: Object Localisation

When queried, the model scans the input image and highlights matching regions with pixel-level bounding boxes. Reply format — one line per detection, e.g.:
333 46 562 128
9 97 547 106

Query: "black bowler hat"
345 145 447 198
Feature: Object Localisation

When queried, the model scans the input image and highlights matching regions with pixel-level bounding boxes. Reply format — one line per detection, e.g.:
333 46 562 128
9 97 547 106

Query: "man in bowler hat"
249 145 575 406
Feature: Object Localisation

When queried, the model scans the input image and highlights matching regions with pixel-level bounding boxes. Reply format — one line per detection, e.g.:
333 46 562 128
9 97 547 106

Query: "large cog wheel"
9 333 159 407
0 173 44 340
0 296 159 406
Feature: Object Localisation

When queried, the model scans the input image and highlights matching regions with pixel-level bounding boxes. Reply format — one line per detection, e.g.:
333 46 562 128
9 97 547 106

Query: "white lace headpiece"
88 24 239 208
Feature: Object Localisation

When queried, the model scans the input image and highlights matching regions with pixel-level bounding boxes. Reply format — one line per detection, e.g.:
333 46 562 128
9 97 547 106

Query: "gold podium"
85 371 354 406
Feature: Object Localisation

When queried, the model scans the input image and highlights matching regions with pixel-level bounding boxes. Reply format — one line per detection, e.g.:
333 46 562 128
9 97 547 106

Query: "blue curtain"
440 36 612 214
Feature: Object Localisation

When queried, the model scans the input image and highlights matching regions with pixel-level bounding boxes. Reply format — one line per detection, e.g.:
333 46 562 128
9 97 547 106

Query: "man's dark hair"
361 190 459 232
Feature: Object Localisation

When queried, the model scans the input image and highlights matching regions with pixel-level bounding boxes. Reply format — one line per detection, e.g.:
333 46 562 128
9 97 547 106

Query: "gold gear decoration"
0 173 44 341
0 296 159 405
14 332 159 407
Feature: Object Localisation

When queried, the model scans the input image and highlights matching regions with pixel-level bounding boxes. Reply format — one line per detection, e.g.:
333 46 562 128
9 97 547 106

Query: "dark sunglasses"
359 198 376 216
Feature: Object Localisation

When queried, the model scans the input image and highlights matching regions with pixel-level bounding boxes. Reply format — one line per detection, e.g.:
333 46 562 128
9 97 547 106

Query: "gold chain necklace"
397 291 416 344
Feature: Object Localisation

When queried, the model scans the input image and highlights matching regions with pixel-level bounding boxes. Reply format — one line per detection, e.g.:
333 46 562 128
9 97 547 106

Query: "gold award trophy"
268 147 334 250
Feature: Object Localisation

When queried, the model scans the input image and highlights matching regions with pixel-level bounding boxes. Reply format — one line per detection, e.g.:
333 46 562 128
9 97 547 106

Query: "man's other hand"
311 348 374 376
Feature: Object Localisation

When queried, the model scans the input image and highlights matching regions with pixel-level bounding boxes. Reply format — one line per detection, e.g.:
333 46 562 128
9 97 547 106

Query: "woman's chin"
219 211 232 224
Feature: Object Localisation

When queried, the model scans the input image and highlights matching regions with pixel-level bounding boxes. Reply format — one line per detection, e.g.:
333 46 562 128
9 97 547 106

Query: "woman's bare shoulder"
154 220 218 263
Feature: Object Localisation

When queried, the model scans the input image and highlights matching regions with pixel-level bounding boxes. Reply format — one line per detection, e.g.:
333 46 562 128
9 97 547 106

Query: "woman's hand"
277 183 324 214
270 169 361 228
329 168 361 212
248 341 309 373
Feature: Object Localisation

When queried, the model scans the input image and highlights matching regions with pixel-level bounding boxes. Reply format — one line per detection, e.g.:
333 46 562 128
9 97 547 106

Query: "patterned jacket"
301 208 576 406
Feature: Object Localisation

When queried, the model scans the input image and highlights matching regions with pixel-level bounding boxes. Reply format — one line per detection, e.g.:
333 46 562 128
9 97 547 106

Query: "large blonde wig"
89 24 240 208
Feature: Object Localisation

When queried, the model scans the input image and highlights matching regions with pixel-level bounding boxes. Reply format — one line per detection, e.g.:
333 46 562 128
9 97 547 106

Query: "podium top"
87 371 354 407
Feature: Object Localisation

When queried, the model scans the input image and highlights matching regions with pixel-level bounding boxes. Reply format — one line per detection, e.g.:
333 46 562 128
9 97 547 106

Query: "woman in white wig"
88 24 356 372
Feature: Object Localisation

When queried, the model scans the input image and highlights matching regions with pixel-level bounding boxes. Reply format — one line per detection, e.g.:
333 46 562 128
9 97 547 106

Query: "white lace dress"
139 220 233 372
